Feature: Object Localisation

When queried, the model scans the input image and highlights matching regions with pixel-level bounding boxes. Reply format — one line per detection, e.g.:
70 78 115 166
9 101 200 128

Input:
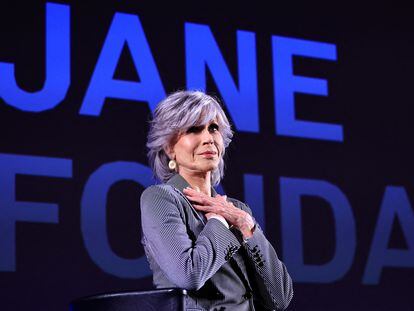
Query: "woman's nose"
201 128 214 144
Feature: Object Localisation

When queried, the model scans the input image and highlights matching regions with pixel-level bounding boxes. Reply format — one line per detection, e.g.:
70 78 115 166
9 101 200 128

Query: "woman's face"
169 120 224 176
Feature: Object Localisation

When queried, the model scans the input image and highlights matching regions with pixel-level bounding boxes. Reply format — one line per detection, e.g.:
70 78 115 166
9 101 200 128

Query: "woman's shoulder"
141 183 187 203
141 184 175 199
140 184 183 214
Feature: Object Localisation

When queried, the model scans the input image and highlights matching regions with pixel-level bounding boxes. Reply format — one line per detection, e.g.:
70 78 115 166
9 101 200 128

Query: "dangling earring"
168 159 177 171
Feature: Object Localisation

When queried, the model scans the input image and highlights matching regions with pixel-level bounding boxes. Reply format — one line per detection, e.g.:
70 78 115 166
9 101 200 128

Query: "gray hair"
147 90 233 186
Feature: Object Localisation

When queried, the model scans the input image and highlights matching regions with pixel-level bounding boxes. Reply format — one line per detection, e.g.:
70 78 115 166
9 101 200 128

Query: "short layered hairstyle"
147 90 233 186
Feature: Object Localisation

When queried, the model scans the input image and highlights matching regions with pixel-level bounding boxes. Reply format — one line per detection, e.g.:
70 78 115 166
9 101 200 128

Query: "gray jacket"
140 174 293 310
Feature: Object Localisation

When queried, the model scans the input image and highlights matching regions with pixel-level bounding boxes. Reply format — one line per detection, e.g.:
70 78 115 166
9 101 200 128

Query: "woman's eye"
187 126 202 133
186 124 219 134
209 123 219 132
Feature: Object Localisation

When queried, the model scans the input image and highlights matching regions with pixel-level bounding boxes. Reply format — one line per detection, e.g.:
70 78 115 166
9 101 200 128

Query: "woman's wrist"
240 223 256 239
238 213 255 239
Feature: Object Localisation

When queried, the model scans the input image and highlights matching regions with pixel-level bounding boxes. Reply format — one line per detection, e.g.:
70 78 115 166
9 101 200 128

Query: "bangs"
193 104 220 127
176 99 222 132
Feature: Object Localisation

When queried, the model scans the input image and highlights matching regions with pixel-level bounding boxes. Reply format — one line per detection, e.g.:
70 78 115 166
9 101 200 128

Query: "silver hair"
147 90 233 186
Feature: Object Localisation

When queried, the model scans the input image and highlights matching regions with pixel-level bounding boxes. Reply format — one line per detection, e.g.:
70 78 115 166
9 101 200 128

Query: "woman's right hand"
183 187 255 239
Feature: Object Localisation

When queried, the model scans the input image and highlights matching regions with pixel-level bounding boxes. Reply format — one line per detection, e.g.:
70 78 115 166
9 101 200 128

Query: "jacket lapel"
166 174 206 225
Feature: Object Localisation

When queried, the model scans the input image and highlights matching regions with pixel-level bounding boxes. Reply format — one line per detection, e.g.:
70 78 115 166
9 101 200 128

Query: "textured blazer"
140 174 293 310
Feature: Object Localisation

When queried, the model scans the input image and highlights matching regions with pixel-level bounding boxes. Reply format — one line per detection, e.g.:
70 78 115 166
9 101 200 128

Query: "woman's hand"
183 187 255 239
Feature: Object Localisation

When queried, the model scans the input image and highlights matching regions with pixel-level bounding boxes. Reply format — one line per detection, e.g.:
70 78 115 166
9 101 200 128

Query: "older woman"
140 91 293 310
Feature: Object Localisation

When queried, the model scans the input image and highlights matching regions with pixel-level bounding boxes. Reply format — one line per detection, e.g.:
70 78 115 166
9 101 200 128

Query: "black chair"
70 288 188 311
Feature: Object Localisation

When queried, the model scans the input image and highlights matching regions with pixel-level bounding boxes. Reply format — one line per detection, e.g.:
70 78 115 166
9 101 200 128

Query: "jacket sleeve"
238 202 294 310
140 185 242 290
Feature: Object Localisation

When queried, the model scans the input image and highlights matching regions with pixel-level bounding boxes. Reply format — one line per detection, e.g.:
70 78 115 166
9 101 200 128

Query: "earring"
168 159 177 170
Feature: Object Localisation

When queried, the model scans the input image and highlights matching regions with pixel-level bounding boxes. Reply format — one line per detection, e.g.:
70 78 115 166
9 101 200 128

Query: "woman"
140 90 293 310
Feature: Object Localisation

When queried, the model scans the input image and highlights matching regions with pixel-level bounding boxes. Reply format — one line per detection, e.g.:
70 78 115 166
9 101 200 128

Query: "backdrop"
0 1 413 310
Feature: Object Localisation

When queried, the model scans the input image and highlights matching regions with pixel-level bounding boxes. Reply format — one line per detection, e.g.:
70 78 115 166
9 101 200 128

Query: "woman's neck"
179 170 211 197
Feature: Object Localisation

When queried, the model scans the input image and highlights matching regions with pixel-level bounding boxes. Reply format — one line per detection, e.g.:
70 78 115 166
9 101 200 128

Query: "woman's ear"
164 144 175 160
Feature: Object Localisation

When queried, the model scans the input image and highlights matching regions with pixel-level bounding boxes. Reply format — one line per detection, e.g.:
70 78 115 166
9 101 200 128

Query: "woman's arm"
239 203 293 310
183 187 293 310
140 185 242 290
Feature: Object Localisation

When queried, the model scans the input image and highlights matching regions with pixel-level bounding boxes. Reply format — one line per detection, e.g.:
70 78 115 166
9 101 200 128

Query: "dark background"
0 1 413 310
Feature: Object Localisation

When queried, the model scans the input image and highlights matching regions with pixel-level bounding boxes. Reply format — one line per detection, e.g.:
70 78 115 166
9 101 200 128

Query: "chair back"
70 289 187 311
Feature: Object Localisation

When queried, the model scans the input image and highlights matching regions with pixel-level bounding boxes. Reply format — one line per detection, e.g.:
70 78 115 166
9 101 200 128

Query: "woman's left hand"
183 187 255 239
